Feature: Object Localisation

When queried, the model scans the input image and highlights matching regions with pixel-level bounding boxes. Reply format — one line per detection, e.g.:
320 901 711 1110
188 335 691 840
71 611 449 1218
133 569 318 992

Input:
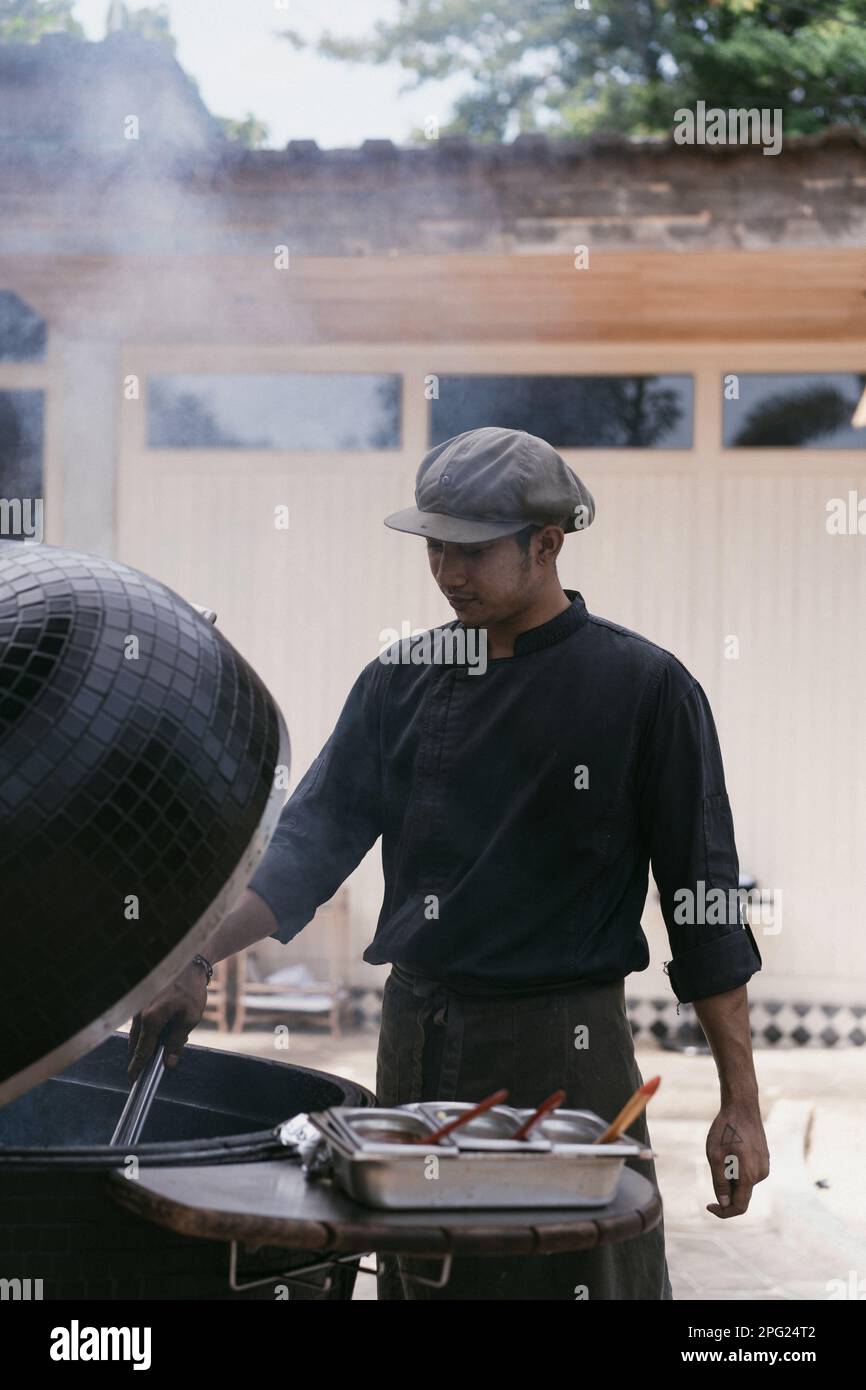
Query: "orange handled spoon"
414 1088 509 1144
592 1076 661 1144
512 1089 567 1141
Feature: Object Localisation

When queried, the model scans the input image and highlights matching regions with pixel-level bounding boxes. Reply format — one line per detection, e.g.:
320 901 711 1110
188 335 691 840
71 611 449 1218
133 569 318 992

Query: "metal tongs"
110 1033 167 1148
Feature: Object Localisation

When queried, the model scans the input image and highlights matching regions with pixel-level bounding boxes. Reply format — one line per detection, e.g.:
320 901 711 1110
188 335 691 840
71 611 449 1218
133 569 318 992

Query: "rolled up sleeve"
637 668 762 1004
247 659 386 944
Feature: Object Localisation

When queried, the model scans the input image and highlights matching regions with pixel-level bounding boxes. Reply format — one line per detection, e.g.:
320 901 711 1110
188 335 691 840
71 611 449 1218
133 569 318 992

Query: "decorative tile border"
348 988 866 1047
627 997 866 1048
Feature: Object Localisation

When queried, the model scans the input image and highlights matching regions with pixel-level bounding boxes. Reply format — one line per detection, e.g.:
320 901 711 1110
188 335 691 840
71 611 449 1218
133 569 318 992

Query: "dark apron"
374 964 673 1301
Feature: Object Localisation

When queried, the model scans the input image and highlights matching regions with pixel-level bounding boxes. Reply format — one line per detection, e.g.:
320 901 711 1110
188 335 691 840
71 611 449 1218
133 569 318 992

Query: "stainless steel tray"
307 1104 653 1211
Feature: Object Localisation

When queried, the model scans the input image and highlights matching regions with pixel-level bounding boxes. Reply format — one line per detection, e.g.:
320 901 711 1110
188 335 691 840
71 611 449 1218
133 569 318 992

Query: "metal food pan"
311 1107 458 1152
324 1143 629 1210
519 1108 654 1159
305 1109 360 1151
414 1102 550 1152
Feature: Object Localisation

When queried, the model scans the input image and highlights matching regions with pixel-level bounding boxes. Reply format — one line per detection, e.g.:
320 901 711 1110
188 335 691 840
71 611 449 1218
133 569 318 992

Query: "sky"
72 0 469 149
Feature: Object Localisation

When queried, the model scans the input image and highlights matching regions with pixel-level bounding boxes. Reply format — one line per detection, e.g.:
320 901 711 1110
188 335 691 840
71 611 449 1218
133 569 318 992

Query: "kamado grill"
0 1037 374 1299
0 544 662 1300
0 544 374 1300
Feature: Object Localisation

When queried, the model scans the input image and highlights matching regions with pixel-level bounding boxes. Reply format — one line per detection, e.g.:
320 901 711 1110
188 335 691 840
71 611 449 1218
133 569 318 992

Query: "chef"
130 426 768 1300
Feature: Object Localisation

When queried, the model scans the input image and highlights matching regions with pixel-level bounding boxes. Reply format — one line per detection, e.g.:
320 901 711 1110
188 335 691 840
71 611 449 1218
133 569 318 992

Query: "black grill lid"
0 544 289 1106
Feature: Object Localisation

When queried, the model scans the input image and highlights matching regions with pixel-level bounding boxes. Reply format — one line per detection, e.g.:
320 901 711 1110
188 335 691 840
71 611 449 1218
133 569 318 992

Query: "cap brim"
383 507 527 544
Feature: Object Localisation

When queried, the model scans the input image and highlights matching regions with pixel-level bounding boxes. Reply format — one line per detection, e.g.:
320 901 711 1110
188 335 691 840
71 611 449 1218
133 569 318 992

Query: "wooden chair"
202 955 239 1032
232 889 352 1037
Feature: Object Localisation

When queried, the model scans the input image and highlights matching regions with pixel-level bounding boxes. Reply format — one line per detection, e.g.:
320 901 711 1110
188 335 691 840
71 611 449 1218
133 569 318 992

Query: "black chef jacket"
248 590 762 1003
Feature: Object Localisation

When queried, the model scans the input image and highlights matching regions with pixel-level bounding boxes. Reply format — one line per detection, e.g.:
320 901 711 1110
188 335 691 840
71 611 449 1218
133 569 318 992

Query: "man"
130 426 768 1300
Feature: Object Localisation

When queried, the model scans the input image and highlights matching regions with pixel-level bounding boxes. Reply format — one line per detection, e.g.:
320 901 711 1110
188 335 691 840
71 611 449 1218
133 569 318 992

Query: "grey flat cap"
384 427 595 543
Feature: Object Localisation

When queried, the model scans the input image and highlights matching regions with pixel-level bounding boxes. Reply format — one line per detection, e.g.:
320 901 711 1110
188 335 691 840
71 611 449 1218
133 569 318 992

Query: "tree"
107 4 270 146
731 379 866 446
108 3 177 54
215 113 271 149
0 0 82 42
281 0 866 140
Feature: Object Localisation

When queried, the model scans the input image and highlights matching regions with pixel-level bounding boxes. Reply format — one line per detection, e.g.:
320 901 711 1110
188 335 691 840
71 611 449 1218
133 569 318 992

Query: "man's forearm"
693 984 760 1105
203 888 280 964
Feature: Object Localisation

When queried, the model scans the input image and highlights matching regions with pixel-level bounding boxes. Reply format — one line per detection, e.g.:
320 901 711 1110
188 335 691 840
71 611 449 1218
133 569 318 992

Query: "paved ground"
200 1024 866 1301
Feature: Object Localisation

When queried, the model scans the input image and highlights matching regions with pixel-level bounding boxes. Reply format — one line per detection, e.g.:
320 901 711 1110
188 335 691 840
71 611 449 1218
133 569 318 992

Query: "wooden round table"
111 1158 661 1292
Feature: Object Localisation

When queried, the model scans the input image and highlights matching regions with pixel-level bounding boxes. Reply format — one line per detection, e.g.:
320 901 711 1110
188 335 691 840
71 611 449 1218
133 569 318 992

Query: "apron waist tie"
395 967 465 1102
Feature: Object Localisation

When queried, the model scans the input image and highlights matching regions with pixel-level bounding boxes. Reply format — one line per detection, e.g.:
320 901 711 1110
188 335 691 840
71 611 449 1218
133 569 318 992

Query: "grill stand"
226 1243 451 1292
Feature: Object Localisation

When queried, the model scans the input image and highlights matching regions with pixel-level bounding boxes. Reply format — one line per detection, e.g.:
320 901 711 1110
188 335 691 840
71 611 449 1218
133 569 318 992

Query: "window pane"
723 373 866 448
147 374 401 449
0 292 47 363
0 390 44 542
430 375 693 448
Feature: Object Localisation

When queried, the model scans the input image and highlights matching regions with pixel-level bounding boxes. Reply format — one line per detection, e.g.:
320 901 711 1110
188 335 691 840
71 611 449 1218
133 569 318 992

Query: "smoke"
0 30 320 436
0 29 330 556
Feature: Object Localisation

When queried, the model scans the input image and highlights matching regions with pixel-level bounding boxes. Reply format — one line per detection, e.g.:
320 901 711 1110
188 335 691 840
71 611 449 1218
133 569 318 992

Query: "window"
429 375 693 448
0 292 46 363
147 374 402 450
723 373 866 448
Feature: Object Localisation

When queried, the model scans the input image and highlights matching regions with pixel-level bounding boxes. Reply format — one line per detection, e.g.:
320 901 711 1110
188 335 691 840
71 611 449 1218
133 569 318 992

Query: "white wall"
112 340 866 1005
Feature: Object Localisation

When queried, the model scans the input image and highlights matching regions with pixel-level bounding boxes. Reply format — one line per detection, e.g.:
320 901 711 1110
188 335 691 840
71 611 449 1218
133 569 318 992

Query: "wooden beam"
2 248 865 343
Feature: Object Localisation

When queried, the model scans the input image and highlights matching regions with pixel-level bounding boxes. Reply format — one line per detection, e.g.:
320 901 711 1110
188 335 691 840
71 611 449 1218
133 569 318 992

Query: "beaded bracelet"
191 953 214 986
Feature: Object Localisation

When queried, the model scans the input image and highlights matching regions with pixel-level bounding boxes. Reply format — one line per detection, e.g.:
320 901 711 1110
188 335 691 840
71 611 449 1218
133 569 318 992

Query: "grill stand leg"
393 1254 454 1290
227 1241 374 1295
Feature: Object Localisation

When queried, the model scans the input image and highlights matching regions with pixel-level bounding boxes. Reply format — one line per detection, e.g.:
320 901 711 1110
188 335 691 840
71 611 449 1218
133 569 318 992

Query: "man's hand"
691 984 770 1218
126 891 282 1083
127 960 208 1083
705 1101 770 1218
